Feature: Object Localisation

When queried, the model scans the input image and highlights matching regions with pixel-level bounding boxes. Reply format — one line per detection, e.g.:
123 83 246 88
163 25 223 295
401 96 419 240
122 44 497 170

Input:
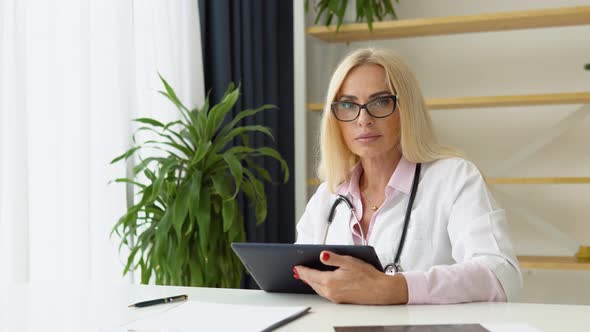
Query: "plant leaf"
148 158 180 204
213 125 274 154
196 189 211 255
158 73 189 112
326 12 334 27
133 117 164 128
188 255 204 286
205 84 240 140
165 126 195 152
172 182 191 239
218 105 275 139
223 152 243 198
356 0 364 22
372 0 383 21
163 119 183 131
143 140 192 160
136 125 195 155
132 157 166 175
336 0 348 31
253 147 290 183
186 171 202 235
110 178 146 189
211 173 232 200
382 0 398 19
110 146 140 164
123 245 140 275
191 141 211 166
365 0 374 31
222 199 237 232
249 174 268 224
241 168 267 224
314 2 328 25
195 107 207 140
245 158 272 183
154 208 172 261
240 179 256 207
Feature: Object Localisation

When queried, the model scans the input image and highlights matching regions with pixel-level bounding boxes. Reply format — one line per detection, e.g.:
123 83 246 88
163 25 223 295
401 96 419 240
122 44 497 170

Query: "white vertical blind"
0 0 204 283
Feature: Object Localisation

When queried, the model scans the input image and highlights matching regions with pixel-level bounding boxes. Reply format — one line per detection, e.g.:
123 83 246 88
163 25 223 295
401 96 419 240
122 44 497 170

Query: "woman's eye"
375 98 389 106
341 102 354 109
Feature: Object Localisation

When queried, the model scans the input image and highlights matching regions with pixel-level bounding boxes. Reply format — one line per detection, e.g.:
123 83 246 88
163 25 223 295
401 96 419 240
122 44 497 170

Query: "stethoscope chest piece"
384 262 402 275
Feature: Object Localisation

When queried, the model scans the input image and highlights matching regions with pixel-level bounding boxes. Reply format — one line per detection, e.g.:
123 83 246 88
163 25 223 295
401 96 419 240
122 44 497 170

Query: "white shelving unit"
294 4 590 270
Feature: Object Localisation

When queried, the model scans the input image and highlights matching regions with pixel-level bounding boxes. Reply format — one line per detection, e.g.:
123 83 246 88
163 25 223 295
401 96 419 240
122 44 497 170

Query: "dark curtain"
198 0 295 288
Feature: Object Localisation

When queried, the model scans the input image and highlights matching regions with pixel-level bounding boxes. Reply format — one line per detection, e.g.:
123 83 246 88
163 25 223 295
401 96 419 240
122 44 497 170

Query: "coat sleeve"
444 159 523 302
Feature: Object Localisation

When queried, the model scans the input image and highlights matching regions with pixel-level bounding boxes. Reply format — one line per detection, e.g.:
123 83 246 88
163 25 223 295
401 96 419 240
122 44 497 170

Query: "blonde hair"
317 48 463 192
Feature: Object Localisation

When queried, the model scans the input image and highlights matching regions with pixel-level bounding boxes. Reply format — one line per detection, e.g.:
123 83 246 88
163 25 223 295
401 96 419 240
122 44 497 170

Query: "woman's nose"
356 106 374 126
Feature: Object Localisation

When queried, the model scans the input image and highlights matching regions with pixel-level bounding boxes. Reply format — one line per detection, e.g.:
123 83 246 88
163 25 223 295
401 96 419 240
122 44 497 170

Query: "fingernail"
292 267 297 274
293 273 300 280
321 252 330 261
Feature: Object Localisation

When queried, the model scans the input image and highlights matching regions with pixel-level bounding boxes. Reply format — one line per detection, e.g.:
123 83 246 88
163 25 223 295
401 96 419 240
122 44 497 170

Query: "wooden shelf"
306 6 590 43
307 178 321 186
488 177 590 185
307 103 325 112
426 92 590 110
306 92 590 112
518 256 590 271
307 177 590 186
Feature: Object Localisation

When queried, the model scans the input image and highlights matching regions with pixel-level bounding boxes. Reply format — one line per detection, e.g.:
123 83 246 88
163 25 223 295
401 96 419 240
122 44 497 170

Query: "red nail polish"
292 267 297 274
322 252 330 261
293 273 300 280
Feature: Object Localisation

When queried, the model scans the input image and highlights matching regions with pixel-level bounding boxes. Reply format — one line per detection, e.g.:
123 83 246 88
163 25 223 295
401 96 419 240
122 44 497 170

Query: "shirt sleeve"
403 260 507 304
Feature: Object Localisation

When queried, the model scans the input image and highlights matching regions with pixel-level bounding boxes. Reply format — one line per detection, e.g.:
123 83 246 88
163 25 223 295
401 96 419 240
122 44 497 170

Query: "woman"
294 48 522 305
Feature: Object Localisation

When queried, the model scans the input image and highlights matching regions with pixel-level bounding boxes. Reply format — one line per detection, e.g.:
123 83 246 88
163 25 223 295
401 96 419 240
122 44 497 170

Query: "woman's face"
334 64 400 160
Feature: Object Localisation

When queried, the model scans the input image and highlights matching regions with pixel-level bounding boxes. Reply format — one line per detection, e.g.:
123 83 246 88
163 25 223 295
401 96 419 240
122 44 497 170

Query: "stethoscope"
324 163 422 275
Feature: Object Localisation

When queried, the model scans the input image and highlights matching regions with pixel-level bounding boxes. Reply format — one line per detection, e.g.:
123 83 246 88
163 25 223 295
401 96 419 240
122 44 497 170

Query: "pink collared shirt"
334 157 508 304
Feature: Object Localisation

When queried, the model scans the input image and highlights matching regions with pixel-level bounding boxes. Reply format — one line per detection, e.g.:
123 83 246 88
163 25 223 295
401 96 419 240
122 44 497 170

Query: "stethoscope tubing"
324 163 422 274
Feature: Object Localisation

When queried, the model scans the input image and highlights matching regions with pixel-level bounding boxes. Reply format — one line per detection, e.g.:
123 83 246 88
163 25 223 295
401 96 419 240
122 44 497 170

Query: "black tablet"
231 243 384 294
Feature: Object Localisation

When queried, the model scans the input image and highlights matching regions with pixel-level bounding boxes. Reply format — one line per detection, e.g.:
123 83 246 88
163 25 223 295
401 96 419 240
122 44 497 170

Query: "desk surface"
1 283 589 332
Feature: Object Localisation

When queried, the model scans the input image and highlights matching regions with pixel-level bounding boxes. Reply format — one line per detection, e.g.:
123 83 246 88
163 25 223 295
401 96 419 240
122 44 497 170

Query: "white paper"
122 300 310 332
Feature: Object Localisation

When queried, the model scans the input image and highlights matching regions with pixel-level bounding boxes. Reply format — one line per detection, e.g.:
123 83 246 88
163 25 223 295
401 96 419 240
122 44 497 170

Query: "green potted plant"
305 0 400 32
111 75 289 287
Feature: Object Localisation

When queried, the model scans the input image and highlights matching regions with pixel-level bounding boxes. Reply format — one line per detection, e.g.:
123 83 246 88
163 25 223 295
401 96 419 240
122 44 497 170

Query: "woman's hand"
294 251 409 304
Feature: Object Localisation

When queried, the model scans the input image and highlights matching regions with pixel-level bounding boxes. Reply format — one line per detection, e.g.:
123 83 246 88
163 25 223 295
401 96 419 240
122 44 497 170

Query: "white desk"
1 283 588 332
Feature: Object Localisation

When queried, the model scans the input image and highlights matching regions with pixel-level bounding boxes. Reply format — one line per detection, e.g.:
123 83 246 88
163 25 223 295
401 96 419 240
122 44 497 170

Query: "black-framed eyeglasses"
330 95 398 122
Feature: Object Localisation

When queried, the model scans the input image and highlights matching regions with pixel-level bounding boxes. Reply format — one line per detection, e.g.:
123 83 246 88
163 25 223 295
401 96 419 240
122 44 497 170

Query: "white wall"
301 0 590 304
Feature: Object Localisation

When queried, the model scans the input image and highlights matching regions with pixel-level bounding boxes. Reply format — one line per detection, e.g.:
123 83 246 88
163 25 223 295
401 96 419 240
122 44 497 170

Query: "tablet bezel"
231 243 384 294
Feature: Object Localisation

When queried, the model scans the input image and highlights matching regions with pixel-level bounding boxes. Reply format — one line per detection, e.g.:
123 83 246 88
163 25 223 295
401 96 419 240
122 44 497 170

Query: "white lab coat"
296 157 523 301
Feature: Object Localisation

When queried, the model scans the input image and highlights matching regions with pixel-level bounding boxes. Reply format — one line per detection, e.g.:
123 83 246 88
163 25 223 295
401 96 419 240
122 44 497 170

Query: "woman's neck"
359 150 402 193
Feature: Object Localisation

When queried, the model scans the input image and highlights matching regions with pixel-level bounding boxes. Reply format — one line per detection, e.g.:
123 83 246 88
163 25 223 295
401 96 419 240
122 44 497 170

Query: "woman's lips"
355 134 381 143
